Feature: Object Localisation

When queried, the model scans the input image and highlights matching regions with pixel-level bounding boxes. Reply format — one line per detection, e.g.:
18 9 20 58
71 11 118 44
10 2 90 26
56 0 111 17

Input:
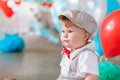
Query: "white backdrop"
0 2 38 35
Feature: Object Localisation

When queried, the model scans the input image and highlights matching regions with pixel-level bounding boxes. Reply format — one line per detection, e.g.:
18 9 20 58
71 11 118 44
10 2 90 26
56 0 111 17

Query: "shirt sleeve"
77 50 99 77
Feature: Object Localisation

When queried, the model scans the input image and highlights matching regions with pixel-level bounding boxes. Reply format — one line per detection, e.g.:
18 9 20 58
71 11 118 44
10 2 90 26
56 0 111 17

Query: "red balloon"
47 2 53 8
100 10 120 58
0 0 14 18
41 1 47 7
15 0 21 5
0 0 21 18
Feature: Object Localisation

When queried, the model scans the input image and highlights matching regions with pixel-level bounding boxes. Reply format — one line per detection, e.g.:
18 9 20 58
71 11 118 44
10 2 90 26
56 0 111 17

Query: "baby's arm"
85 73 98 80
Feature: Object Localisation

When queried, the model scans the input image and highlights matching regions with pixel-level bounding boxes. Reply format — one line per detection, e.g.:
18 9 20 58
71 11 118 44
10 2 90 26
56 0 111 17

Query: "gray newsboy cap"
58 9 98 38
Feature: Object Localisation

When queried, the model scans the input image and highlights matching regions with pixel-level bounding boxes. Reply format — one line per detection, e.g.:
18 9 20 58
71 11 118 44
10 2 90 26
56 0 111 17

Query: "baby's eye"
68 30 73 33
62 30 65 33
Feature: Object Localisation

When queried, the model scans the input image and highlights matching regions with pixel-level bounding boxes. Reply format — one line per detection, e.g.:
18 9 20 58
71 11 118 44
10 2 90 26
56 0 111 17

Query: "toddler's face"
60 22 88 50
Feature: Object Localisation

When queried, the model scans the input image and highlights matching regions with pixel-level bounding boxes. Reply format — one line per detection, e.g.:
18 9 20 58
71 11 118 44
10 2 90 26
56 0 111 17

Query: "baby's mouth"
63 40 69 42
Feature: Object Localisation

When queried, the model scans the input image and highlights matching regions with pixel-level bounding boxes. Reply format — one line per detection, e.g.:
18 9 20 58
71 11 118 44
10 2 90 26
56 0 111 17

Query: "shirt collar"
70 42 95 60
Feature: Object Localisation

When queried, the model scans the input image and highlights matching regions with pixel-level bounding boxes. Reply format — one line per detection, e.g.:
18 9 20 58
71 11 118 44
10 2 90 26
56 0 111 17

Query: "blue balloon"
0 34 25 53
93 30 103 56
106 0 120 15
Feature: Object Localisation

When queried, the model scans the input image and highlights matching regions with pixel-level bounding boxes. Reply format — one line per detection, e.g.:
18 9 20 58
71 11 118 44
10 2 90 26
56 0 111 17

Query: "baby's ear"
84 32 89 41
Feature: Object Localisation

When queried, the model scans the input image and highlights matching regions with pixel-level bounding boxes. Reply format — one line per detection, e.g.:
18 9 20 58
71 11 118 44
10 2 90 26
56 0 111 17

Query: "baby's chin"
63 44 71 48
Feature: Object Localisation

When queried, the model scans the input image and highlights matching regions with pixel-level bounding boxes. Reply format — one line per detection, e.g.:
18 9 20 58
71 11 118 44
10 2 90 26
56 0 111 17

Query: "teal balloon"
23 0 28 2
93 30 103 56
23 0 34 3
38 0 43 3
106 0 120 15
99 61 120 80
46 0 52 3
30 0 35 3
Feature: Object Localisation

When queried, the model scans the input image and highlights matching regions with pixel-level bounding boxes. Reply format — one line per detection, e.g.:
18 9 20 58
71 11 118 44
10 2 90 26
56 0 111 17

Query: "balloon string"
99 55 108 62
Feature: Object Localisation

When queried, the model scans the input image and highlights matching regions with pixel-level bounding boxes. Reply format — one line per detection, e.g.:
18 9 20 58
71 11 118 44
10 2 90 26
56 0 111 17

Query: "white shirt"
60 42 99 79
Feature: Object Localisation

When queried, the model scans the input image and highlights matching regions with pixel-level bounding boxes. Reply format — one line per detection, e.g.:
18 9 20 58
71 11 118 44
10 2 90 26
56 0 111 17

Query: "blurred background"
0 0 120 80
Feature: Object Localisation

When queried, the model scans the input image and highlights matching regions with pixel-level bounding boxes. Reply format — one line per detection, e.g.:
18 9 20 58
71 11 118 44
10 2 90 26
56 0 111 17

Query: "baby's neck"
71 42 89 52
